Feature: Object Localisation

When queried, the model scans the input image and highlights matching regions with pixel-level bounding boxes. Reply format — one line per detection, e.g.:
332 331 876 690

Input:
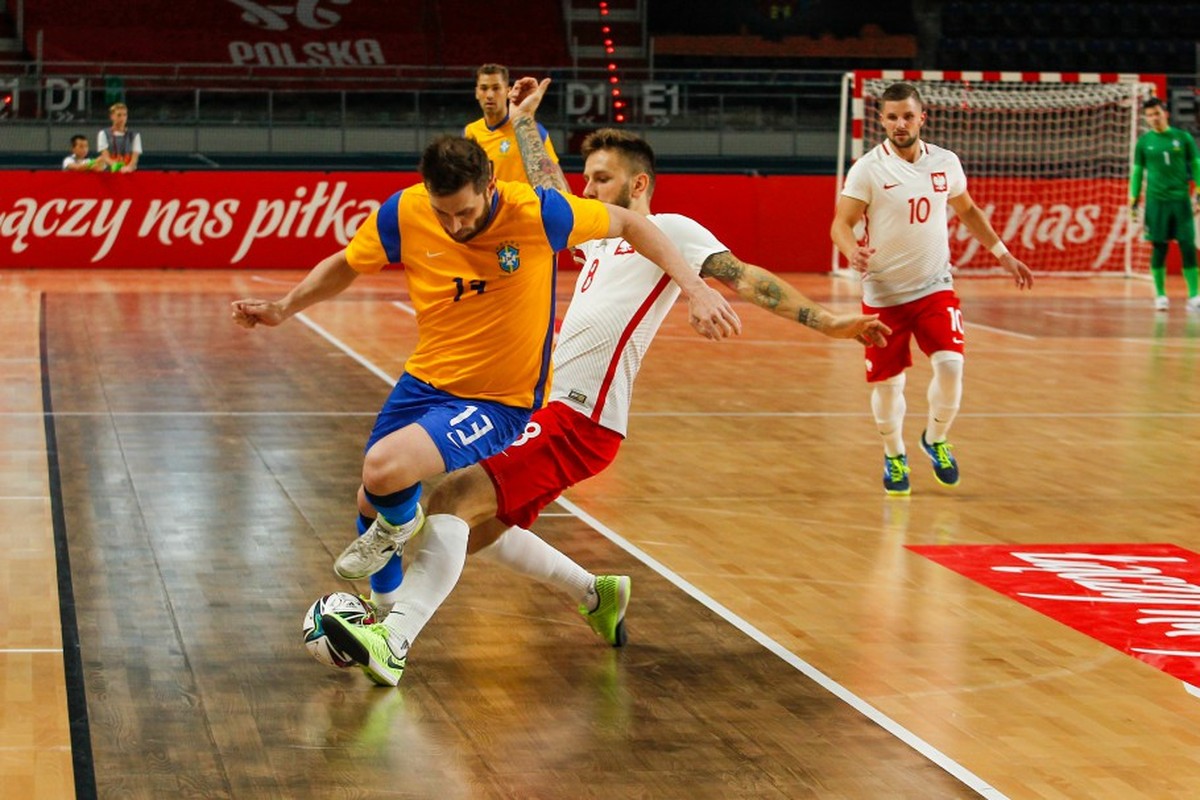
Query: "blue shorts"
365 373 532 473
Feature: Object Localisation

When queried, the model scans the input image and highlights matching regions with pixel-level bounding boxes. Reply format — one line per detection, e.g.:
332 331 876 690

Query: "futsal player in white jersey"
830 81 1033 496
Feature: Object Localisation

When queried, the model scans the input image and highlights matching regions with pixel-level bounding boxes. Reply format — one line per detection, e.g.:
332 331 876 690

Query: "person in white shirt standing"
830 81 1033 496
97 102 142 173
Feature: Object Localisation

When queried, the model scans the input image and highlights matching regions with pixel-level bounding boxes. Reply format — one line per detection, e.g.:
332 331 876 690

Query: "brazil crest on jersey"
344 180 610 409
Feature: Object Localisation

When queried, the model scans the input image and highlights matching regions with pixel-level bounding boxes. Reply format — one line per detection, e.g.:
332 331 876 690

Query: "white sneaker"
1187 296 1200 314
334 505 425 580
1154 295 1170 312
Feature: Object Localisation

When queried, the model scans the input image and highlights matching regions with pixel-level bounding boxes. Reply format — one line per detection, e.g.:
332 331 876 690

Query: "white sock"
871 373 907 457
369 588 398 618
475 525 596 607
380 513 470 653
925 351 963 443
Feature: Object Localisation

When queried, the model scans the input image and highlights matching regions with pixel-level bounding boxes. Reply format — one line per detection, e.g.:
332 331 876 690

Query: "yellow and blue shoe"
883 454 911 496
920 431 960 487
580 575 631 647
322 613 408 687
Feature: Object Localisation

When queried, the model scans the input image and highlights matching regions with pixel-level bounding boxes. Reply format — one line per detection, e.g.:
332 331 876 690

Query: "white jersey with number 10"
550 213 727 436
841 141 967 307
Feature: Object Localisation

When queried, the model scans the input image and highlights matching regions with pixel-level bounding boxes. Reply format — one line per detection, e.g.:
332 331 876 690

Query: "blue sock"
370 555 405 594
364 483 422 527
355 513 405 593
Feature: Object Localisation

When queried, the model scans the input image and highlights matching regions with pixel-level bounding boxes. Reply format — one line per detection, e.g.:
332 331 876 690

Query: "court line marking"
3 410 1199 420
302 313 1008 800
966 322 1036 340
295 313 395 384
0 648 63 654
555 496 1006 799
0 411 377 417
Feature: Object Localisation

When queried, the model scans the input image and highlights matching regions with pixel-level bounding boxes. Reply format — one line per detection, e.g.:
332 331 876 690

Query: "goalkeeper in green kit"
1130 97 1200 312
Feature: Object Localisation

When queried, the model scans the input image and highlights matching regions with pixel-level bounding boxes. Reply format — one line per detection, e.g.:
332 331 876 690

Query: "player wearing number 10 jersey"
832 81 1033 496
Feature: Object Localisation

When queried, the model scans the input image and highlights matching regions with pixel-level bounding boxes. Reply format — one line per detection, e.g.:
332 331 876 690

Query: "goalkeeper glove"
1130 199 1140 223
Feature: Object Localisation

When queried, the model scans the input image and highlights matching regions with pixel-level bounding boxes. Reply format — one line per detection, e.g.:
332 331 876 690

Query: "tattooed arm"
509 76 570 193
700 250 891 346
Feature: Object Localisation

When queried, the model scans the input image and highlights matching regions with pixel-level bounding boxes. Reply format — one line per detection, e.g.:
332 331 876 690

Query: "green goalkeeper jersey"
1131 126 1200 202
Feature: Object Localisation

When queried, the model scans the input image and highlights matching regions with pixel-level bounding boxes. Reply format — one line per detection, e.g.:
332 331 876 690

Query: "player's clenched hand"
231 299 286 329
827 313 891 348
850 245 875 273
687 285 741 340
508 77 550 118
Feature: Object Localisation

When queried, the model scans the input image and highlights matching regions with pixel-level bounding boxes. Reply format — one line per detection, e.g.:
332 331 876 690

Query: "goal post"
834 70 1165 277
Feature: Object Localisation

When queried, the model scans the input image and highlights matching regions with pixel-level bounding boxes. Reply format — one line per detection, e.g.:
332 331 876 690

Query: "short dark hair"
881 82 923 108
1143 97 1166 111
419 135 492 196
581 128 657 194
475 63 509 84
70 134 88 146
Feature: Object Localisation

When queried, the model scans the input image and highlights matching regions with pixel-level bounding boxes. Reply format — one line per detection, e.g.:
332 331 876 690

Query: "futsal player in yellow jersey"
464 63 560 184
231 136 740 686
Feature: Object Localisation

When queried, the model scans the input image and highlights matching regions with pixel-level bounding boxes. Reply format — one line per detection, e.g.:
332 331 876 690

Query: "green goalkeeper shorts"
1143 197 1196 246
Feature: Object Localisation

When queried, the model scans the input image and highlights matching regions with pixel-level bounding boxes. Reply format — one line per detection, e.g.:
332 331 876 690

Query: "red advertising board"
0 170 1155 272
0 170 838 271
910 544 1200 687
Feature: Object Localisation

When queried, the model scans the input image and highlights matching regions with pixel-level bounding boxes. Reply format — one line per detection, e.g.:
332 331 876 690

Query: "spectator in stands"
463 64 559 184
62 134 104 172
1130 97 1200 313
98 102 142 173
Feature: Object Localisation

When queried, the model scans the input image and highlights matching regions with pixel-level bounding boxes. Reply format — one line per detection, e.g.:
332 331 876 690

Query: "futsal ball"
302 592 376 669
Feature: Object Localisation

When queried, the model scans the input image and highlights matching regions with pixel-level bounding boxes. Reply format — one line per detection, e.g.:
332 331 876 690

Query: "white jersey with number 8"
551 213 726 436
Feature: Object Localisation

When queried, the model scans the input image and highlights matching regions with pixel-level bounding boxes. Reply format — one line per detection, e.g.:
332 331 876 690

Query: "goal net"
836 70 1164 276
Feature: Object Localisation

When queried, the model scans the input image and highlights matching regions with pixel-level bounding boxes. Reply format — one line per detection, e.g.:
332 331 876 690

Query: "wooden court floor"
1 268 1198 799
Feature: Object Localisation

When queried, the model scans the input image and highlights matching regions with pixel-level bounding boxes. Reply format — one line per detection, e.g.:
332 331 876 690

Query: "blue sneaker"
920 431 960 486
883 454 911 496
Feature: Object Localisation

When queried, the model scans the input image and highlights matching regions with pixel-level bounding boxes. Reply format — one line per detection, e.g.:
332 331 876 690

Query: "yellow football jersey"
464 114 560 184
345 180 609 408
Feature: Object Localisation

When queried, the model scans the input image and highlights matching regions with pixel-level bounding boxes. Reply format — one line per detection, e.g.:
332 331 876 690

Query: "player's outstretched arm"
509 76 569 194
950 192 1034 290
701 251 889 347
231 250 359 329
605 205 741 340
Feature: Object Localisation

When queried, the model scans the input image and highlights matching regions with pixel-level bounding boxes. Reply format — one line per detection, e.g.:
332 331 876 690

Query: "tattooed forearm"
797 307 818 329
704 252 829 329
513 116 569 193
750 278 784 311
701 251 744 282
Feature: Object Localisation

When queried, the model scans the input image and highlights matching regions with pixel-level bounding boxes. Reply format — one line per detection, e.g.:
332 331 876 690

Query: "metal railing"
0 64 847 165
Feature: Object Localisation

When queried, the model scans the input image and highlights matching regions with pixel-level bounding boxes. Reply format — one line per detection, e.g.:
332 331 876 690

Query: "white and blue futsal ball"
302 592 376 669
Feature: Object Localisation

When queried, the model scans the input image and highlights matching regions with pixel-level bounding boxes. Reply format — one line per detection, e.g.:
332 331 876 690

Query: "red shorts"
863 290 964 382
480 401 624 529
